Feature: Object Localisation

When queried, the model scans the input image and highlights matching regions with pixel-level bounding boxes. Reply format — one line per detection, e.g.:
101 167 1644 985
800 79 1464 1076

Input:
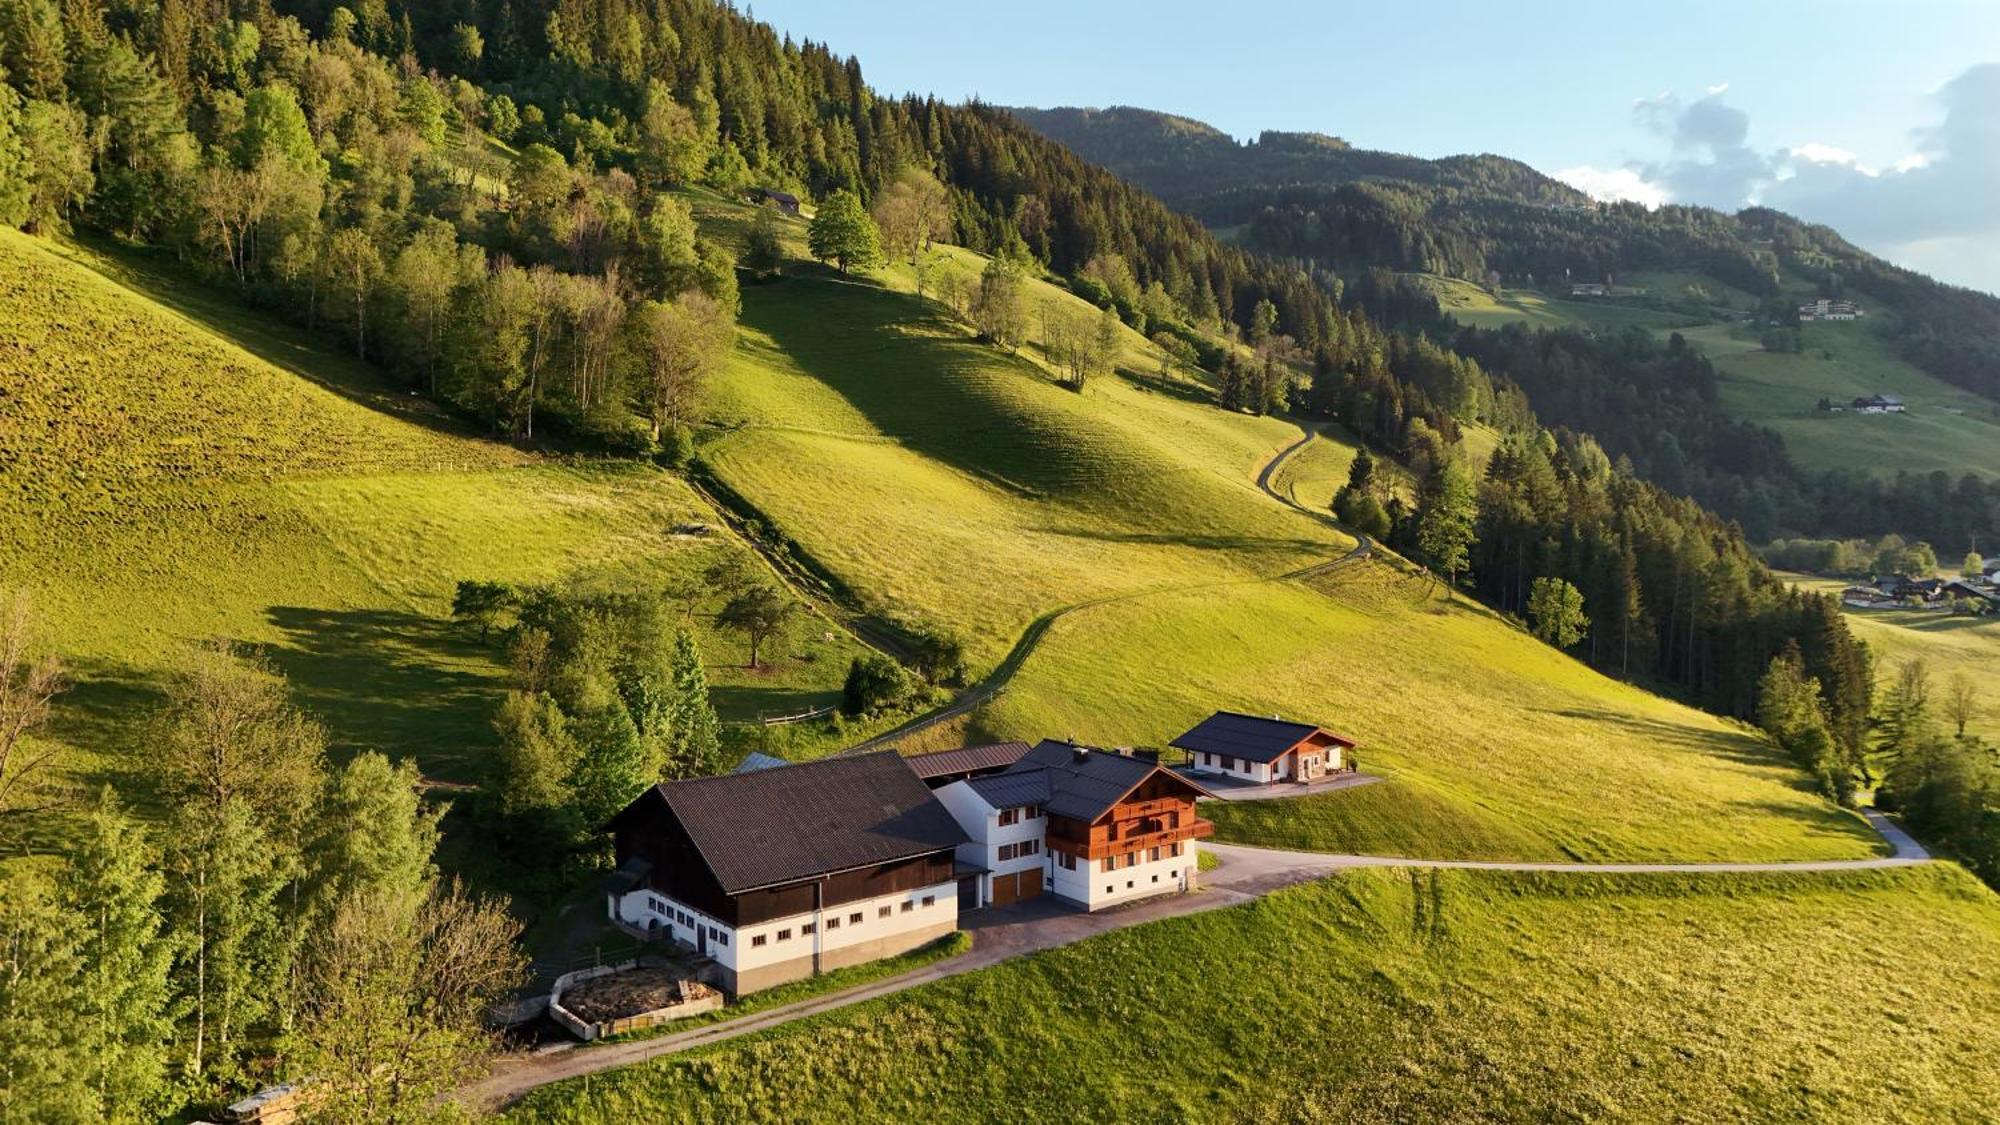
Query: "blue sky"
746 0 2000 293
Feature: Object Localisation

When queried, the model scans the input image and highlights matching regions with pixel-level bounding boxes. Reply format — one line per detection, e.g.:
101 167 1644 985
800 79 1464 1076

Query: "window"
997 808 1019 827
879 906 892 919
997 842 1015 862
922 895 935 908
850 912 864 925
752 934 767 948
1057 851 1076 870
1105 885 1114 895
1100 857 1115 874
1152 874 1160 883
1126 880 1134 889
1020 839 1039 856
1149 846 1161 863
1026 806 1041 820
776 928 792 942
900 901 914 914
801 922 816 935
827 917 840 930
714 931 729 947
1170 843 1182 858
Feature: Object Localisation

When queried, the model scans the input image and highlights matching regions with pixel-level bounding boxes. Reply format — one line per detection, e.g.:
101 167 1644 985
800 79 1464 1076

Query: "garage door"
1017 868 1044 901
990 873 1018 907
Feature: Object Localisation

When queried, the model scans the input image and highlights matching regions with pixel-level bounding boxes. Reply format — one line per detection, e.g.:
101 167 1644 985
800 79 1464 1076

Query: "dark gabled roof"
972 740 1213 823
904 742 1033 782
965 769 1051 810
607 751 966 894
1168 711 1355 764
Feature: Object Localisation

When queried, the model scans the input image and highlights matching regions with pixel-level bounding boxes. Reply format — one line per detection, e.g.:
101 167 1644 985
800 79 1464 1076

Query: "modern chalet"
933 741 1216 912
603 752 966 995
1171 711 1357 785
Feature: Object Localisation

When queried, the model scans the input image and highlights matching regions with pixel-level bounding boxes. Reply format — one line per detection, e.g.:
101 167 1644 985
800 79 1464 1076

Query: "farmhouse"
1800 298 1863 322
1853 394 1906 414
603 752 965 995
1570 282 1609 297
933 741 1215 912
749 186 801 215
1171 711 1357 786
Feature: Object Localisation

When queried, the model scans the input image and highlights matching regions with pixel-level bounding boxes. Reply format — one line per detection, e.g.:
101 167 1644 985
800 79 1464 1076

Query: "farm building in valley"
1800 298 1863 321
1171 711 1357 786
603 752 965 995
1853 394 1906 414
933 741 1215 911
748 186 801 215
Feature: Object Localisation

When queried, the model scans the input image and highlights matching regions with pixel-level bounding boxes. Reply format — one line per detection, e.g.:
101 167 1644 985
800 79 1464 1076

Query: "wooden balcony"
1052 819 1213 861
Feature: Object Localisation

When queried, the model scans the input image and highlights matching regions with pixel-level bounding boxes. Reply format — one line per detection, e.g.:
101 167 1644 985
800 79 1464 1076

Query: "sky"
744 0 2000 294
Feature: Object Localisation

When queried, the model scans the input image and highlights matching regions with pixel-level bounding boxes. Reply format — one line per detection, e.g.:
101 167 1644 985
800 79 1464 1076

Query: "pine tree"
665 629 722 779
0 875 90 1120
1417 459 1479 596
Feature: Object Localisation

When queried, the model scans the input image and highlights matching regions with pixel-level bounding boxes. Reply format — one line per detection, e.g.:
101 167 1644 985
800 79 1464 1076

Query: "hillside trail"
842 421 1370 754
462 808 1930 1112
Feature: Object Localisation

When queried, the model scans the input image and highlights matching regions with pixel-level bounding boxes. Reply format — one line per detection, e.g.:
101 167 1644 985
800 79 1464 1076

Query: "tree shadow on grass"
708 682 842 722
259 606 505 786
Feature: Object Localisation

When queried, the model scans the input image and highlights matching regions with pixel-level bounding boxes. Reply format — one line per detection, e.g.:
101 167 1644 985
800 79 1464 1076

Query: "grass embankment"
599 933 971 1044
1784 573 2000 745
509 864 2000 1123
0 226 867 802
1686 319 2000 480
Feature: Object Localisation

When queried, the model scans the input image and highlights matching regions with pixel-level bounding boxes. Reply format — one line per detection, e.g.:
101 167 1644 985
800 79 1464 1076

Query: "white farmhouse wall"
612 881 956 979
1055 844 1196 911
1188 751 1276 784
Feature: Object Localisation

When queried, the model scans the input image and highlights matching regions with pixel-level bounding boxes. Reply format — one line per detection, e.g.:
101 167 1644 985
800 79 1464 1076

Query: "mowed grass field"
1419 273 1699 333
702 272 1337 671
1783 573 2000 744
0 227 866 803
509 864 2000 1123
977 564 1879 862
1682 319 2000 480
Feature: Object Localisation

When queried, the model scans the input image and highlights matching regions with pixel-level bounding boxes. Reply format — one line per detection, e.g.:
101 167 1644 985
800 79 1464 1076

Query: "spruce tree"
666 629 722 779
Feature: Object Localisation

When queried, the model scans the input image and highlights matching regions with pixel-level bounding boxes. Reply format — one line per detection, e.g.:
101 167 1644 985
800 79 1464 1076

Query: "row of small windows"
996 839 1040 861
748 896 941 947
1105 873 1168 895
647 897 728 945
995 805 1043 827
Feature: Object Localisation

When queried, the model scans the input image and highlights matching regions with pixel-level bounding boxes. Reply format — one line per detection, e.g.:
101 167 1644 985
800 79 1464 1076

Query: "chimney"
1072 745 1089 764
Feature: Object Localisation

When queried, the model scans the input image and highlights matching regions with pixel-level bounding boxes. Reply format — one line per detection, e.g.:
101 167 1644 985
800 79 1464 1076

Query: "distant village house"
1799 298 1862 322
749 187 801 216
1853 394 1906 414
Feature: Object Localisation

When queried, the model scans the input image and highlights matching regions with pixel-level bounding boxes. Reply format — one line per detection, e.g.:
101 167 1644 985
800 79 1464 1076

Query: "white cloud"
1787 142 1861 168
1553 165 1669 208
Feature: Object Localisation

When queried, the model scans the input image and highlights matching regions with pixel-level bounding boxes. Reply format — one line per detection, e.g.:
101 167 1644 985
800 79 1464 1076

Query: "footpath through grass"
508 863 2000 1123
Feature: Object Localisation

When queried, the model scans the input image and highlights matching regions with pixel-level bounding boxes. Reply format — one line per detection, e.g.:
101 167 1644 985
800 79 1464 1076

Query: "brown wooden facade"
1043 772 1213 863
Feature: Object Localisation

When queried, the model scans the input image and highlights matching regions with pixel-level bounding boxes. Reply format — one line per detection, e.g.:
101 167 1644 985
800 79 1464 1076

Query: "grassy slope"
703 272 1332 671
690 203 1877 863
510 864 2000 1123
1684 318 2000 480
1784 573 2000 744
983 566 1874 862
0 227 865 800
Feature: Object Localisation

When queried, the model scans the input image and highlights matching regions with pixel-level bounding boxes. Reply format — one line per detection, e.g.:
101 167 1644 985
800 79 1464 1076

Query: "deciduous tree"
631 290 734 443
717 584 796 668
807 188 882 274
1528 577 1589 648
0 589 64 825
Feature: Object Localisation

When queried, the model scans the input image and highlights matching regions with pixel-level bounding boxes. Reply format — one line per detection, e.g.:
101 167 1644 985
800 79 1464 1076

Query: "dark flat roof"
1168 710 1355 764
904 742 1033 782
611 751 966 894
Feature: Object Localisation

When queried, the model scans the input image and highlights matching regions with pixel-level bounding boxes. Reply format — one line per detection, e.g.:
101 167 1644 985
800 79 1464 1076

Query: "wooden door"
990 873 1018 907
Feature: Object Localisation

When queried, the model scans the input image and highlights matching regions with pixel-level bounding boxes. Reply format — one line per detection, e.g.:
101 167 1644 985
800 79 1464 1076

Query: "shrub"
842 654 914 715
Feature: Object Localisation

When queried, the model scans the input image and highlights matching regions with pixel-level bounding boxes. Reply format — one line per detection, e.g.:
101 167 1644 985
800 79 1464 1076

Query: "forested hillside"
1014 103 2000 550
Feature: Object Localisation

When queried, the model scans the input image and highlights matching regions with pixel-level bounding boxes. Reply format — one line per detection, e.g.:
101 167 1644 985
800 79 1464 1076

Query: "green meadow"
1784 573 2000 745
509 864 2000 1123
1685 319 2000 480
0 227 868 809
